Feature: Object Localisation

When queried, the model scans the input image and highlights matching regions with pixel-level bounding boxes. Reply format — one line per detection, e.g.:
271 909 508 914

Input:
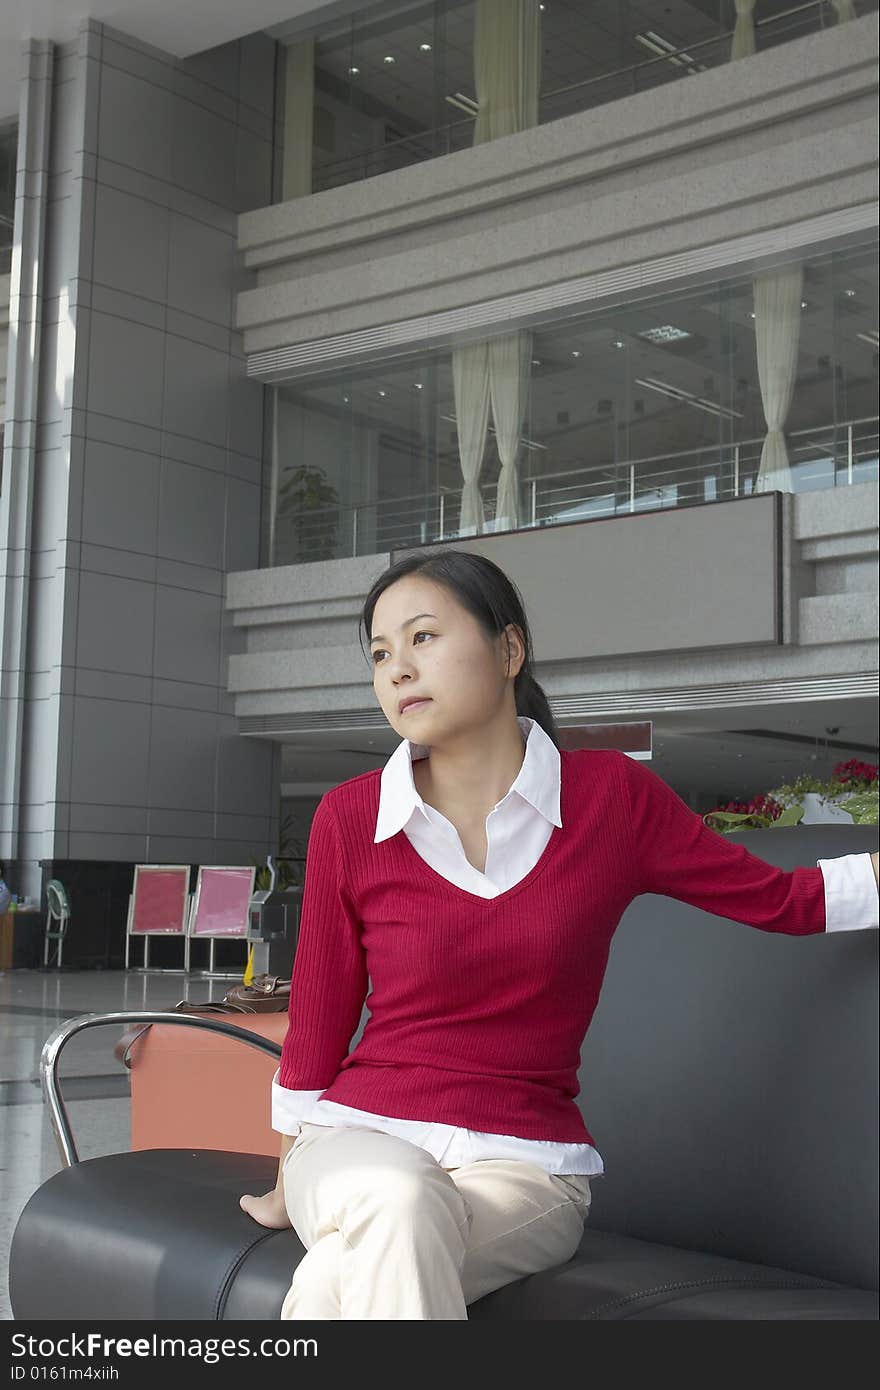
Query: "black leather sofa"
9 825 878 1320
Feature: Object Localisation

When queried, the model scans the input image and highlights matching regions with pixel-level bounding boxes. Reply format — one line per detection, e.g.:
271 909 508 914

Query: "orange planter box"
127 1011 289 1158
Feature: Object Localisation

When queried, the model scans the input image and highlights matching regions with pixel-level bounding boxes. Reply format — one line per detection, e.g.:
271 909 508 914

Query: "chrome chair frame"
40 1011 283 1168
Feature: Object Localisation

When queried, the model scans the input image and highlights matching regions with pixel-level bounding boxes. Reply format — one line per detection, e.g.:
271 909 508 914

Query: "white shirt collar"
374 715 562 843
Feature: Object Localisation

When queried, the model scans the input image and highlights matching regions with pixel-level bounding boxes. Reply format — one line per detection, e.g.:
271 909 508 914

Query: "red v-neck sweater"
278 748 827 1143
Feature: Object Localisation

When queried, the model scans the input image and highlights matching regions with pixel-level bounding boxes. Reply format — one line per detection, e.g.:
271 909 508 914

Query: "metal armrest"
41 1011 284 1169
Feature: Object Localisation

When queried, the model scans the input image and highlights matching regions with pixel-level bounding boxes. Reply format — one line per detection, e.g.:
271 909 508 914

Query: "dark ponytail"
513 669 559 746
360 548 560 749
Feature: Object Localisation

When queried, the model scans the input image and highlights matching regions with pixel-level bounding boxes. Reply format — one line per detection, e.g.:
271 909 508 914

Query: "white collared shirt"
271 717 877 1174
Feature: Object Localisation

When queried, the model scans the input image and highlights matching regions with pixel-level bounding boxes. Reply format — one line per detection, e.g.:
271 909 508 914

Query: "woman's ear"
502 624 526 679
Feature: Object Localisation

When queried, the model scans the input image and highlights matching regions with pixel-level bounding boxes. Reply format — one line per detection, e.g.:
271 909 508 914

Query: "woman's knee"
364 1161 438 1210
348 1160 468 1233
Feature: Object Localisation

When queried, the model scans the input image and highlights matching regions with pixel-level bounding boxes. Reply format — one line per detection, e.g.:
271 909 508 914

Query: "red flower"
710 794 783 822
832 759 878 789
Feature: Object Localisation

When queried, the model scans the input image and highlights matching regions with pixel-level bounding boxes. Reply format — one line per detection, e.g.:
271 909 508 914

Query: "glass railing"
270 415 879 567
311 0 870 195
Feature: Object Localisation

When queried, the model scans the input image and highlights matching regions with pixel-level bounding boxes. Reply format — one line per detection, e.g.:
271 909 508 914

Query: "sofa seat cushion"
11 1150 876 1322
467 1228 879 1320
10 1150 294 1321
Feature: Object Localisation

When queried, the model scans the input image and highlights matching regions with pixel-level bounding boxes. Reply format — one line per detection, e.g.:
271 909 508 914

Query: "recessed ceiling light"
446 91 479 115
638 324 691 343
634 30 705 72
844 288 856 297
349 66 359 75
613 339 625 349
749 311 756 319
419 42 432 52
383 54 396 64
343 395 350 403
571 350 581 358
377 389 387 397
801 300 808 309
531 358 542 366
413 382 423 389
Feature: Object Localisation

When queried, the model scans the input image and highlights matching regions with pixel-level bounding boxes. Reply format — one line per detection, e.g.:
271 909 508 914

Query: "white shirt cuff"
818 854 879 932
270 1068 327 1135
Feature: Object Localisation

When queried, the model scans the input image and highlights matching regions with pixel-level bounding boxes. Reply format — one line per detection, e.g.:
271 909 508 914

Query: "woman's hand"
241 1132 298 1227
239 1187 292 1229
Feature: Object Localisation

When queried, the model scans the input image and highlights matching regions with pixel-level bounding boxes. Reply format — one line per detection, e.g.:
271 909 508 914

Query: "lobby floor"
0 966 242 1321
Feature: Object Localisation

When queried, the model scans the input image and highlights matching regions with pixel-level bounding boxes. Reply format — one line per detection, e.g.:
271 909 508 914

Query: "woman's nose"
389 651 418 681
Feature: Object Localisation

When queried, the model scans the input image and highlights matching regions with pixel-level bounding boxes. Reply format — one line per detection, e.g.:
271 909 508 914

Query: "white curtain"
730 0 757 59
472 0 540 146
753 265 804 494
832 0 857 21
282 38 315 200
448 1 539 535
488 332 532 531
452 341 492 535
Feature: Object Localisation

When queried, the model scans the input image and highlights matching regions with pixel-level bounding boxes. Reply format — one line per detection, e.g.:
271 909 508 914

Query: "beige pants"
280 1121 592 1320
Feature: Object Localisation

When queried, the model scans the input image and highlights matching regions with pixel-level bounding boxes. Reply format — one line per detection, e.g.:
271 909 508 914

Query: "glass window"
0 122 16 276
268 240 879 567
270 0 879 200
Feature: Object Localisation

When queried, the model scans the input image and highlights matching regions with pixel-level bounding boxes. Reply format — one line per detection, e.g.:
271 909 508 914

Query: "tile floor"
0 965 242 1320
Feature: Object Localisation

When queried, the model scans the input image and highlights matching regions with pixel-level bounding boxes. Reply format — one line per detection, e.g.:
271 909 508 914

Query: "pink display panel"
190 866 255 939
130 866 190 936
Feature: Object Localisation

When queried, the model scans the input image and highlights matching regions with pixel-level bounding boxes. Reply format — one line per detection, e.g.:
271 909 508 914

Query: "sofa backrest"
577 824 878 1291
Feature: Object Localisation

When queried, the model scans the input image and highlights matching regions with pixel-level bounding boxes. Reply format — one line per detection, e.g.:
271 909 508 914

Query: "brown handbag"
113 974 291 1069
223 974 291 1012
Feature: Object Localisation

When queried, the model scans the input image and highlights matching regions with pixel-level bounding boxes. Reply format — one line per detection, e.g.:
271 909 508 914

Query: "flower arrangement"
831 759 878 790
767 759 877 804
705 758 878 832
703 794 798 833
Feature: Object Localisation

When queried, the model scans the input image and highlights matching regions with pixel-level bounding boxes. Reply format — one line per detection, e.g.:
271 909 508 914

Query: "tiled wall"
10 20 281 884
0 273 9 420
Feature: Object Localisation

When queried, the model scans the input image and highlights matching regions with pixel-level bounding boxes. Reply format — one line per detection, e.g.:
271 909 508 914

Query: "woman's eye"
372 632 433 664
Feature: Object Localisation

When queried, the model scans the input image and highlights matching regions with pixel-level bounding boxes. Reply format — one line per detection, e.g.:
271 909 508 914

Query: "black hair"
359 548 560 749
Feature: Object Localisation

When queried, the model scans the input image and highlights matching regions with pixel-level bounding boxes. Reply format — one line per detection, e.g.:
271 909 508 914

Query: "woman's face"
369 575 522 744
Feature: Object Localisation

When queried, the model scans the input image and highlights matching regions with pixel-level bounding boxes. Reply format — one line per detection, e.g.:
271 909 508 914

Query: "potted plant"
705 759 878 834
253 813 307 892
703 793 801 834
277 464 340 562
763 773 853 825
767 759 878 827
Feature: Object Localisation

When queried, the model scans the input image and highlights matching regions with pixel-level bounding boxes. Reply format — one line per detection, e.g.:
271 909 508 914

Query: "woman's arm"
241 795 368 1227
617 751 878 934
276 798 368 1090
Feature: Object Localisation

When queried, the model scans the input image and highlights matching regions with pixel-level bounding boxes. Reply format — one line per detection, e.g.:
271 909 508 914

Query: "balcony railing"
270 415 879 567
311 0 866 195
